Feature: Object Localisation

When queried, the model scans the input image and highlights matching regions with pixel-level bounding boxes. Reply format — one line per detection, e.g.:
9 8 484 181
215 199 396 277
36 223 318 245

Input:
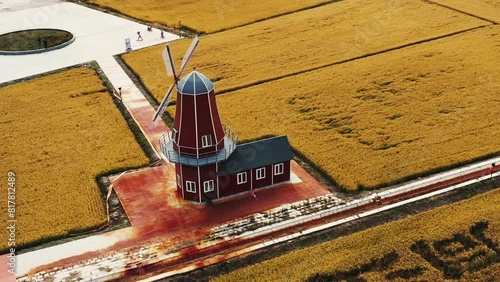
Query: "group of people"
137 24 164 41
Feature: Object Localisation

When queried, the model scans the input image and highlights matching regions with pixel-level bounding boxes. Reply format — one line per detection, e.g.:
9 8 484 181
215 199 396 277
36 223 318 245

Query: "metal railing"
159 124 238 166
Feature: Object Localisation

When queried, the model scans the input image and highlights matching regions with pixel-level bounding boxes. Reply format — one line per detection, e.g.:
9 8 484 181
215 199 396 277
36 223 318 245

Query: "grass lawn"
0 29 73 51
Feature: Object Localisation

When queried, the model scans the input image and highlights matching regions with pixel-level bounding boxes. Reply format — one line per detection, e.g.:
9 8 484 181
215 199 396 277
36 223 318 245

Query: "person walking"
137 31 143 41
250 189 257 199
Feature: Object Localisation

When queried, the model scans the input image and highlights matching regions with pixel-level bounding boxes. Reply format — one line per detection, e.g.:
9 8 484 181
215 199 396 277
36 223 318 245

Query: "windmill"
155 36 293 203
152 36 200 121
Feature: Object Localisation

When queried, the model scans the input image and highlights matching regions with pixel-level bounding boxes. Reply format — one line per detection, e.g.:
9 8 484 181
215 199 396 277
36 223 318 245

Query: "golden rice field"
122 0 489 104
432 0 500 23
213 187 500 281
87 0 331 33
172 25 500 190
0 67 148 252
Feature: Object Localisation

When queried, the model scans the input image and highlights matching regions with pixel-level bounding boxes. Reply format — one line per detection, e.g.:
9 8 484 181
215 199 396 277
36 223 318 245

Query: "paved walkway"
10 160 499 281
0 2 178 83
0 0 61 13
96 56 170 160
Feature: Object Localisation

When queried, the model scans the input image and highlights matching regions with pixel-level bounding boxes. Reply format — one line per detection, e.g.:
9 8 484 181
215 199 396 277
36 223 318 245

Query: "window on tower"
186 181 196 193
256 167 266 180
203 180 214 192
237 172 247 184
201 134 213 147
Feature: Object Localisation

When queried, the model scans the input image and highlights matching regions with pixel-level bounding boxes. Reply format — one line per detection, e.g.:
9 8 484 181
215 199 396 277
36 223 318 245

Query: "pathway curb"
0 34 75 56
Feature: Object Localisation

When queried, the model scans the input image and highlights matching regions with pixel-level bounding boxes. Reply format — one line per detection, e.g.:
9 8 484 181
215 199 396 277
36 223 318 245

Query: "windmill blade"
178 36 199 76
153 84 175 121
162 44 177 78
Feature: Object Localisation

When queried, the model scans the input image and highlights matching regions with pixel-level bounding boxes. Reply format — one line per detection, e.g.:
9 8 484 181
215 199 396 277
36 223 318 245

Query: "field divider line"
209 0 342 35
422 0 498 25
217 25 490 96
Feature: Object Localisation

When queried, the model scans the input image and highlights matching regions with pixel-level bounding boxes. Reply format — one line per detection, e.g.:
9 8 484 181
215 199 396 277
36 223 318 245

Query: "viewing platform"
159 125 238 166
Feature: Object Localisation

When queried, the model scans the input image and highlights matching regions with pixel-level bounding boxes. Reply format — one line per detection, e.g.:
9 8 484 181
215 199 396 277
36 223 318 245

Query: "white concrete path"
15 227 137 277
0 2 178 83
95 56 170 161
0 0 61 13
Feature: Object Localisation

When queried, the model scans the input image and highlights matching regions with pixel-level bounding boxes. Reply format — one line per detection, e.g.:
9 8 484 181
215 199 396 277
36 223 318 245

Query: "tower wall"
173 89 225 158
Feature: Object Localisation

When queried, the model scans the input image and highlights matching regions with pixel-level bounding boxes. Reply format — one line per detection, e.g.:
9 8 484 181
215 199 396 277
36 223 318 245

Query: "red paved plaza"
113 161 330 240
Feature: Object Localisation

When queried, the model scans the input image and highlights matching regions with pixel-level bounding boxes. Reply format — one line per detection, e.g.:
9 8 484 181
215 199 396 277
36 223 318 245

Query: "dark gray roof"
218 136 294 176
177 71 214 95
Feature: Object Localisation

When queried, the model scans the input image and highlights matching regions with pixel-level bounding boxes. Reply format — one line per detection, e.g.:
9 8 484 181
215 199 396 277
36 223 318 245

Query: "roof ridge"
177 71 214 94
237 135 288 146
196 72 212 93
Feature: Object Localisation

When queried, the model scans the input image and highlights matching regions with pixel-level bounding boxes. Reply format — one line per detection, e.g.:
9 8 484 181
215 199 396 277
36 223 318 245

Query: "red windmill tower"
154 37 237 202
154 37 293 203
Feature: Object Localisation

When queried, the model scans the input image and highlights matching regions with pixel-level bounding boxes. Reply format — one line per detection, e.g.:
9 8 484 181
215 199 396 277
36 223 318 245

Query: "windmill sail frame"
153 36 199 121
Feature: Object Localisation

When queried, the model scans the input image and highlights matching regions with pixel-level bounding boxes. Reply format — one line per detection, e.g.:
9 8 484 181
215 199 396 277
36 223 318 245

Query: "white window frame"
186 181 196 193
177 174 182 187
256 167 266 180
201 134 213 148
203 180 214 193
274 163 284 175
237 172 247 184
171 129 178 142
